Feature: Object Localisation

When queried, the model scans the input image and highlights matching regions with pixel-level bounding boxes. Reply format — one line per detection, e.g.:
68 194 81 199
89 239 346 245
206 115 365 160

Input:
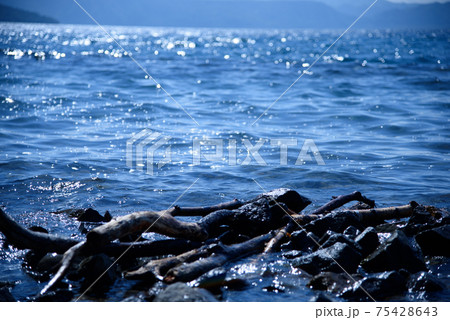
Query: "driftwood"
168 199 243 217
344 201 418 224
0 208 203 257
0 208 79 253
0 189 429 301
263 223 296 253
263 191 376 253
40 241 86 296
125 244 214 280
163 232 274 283
86 211 208 247
309 191 375 215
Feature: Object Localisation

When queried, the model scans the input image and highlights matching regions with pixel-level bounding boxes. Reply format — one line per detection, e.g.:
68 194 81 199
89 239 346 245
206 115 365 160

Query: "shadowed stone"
415 225 450 257
292 242 362 275
355 227 380 257
408 271 446 292
361 230 426 273
154 282 218 302
341 271 407 301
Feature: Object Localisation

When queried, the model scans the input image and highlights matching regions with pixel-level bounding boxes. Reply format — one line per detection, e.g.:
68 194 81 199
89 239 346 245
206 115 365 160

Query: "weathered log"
88 191 301 248
198 209 235 236
125 244 214 280
168 199 244 217
86 210 209 248
262 192 375 253
263 223 295 253
0 208 205 258
305 202 419 237
164 232 274 283
309 191 375 216
0 208 79 253
39 241 86 296
349 202 418 224
41 240 204 295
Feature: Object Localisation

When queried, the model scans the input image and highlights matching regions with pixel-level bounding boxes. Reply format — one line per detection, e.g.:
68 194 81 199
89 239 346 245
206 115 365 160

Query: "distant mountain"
359 1 450 29
0 0 448 29
0 0 351 28
0 4 58 23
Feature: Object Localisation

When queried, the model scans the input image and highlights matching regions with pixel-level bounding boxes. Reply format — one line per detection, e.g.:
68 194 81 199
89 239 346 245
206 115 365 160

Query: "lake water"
0 23 449 301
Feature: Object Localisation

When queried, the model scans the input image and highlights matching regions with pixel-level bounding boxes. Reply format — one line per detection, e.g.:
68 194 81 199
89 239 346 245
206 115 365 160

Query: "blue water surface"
0 23 449 301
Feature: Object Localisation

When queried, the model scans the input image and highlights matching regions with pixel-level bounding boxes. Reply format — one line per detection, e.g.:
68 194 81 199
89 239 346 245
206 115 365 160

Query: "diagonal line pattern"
72 0 200 126
251 178 377 302
75 178 200 301
252 0 379 126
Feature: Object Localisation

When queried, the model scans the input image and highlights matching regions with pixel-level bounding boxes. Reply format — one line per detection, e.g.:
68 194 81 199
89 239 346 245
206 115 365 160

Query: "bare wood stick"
125 244 213 280
263 222 295 253
348 201 418 224
263 192 375 253
169 199 243 217
0 208 79 253
310 191 375 216
86 210 209 247
164 232 273 283
0 208 205 258
39 241 86 296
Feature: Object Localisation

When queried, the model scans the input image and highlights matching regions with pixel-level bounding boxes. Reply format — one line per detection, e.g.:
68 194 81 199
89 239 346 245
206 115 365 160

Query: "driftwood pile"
0 188 448 301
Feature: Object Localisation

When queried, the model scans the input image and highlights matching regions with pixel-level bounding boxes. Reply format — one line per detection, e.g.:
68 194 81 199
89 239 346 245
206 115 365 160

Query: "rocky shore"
0 189 448 302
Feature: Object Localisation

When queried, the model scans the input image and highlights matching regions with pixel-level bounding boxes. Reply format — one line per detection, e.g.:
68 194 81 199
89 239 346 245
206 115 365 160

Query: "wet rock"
121 295 147 302
222 278 248 291
218 231 250 245
77 208 110 222
403 205 440 236
361 230 426 273
410 206 438 225
36 253 63 273
104 211 112 222
23 250 46 269
310 292 339 302
195 268 227 294
308 272 359 294
255 188 311 213
231 199 288 236
0 287 16 302
78 254 119 291
321 233 361 253
290 230 318 252
415 225 450 257
318 230 335 245
341 271 407 301
343 226 361 239
282 250 304 259
145 282 166 302
348 202 373 210
305 211 363 238
408 271 446 292
201 189 310 238
153 283 218 302
355 227 380 257
292 242 362 275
